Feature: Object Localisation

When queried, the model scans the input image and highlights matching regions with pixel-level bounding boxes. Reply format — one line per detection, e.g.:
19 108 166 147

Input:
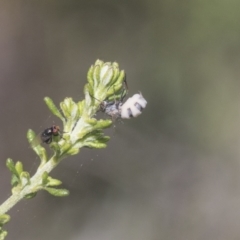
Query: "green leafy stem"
0 60 126 239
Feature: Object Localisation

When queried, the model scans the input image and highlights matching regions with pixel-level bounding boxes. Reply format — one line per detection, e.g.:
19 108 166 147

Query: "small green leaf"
42 171 63 187
44 97 65 122
106 84 126 101
76 127 93 139
15 161 23 175
60 142 72 155
24 192 37 199
85 83 94 99
77 101 84 116
6 159 18 177
60 102 70 119
101 65 114 86
95 59 104 66
45 187 69 197
71 105 79 120
66 147 79 156
10 174 19 187
112 65 120 83
93 64 101 87
26 128 36 142
62 133 70 141
85 118 98 126
46 177 62 187
0 215 10 225
84 89 93 108
97 136 110 143
0 229 8 240
42 171 49 185
60 98 80 121
87 65 94 87
83 141 108 149
114 70 126 86
94 119 112 129
37 147 48 166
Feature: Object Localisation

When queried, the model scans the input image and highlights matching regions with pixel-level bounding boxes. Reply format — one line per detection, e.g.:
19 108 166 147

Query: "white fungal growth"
121 93 147 119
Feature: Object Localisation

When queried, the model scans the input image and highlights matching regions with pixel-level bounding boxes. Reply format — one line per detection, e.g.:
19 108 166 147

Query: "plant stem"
0 157 58 215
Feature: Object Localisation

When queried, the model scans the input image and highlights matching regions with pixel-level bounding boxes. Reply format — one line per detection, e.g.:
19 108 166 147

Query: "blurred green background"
1 0 240 239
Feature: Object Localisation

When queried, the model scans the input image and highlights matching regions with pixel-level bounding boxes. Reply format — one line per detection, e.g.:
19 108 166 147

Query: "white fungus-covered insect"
99 92 147 120
120 93 147 119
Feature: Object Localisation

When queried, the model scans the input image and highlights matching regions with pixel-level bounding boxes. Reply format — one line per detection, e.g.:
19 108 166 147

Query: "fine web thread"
23 110 64 229
24 92 120 229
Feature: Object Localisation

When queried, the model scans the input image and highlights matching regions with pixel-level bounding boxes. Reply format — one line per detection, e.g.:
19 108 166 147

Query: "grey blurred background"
1 0 240 239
